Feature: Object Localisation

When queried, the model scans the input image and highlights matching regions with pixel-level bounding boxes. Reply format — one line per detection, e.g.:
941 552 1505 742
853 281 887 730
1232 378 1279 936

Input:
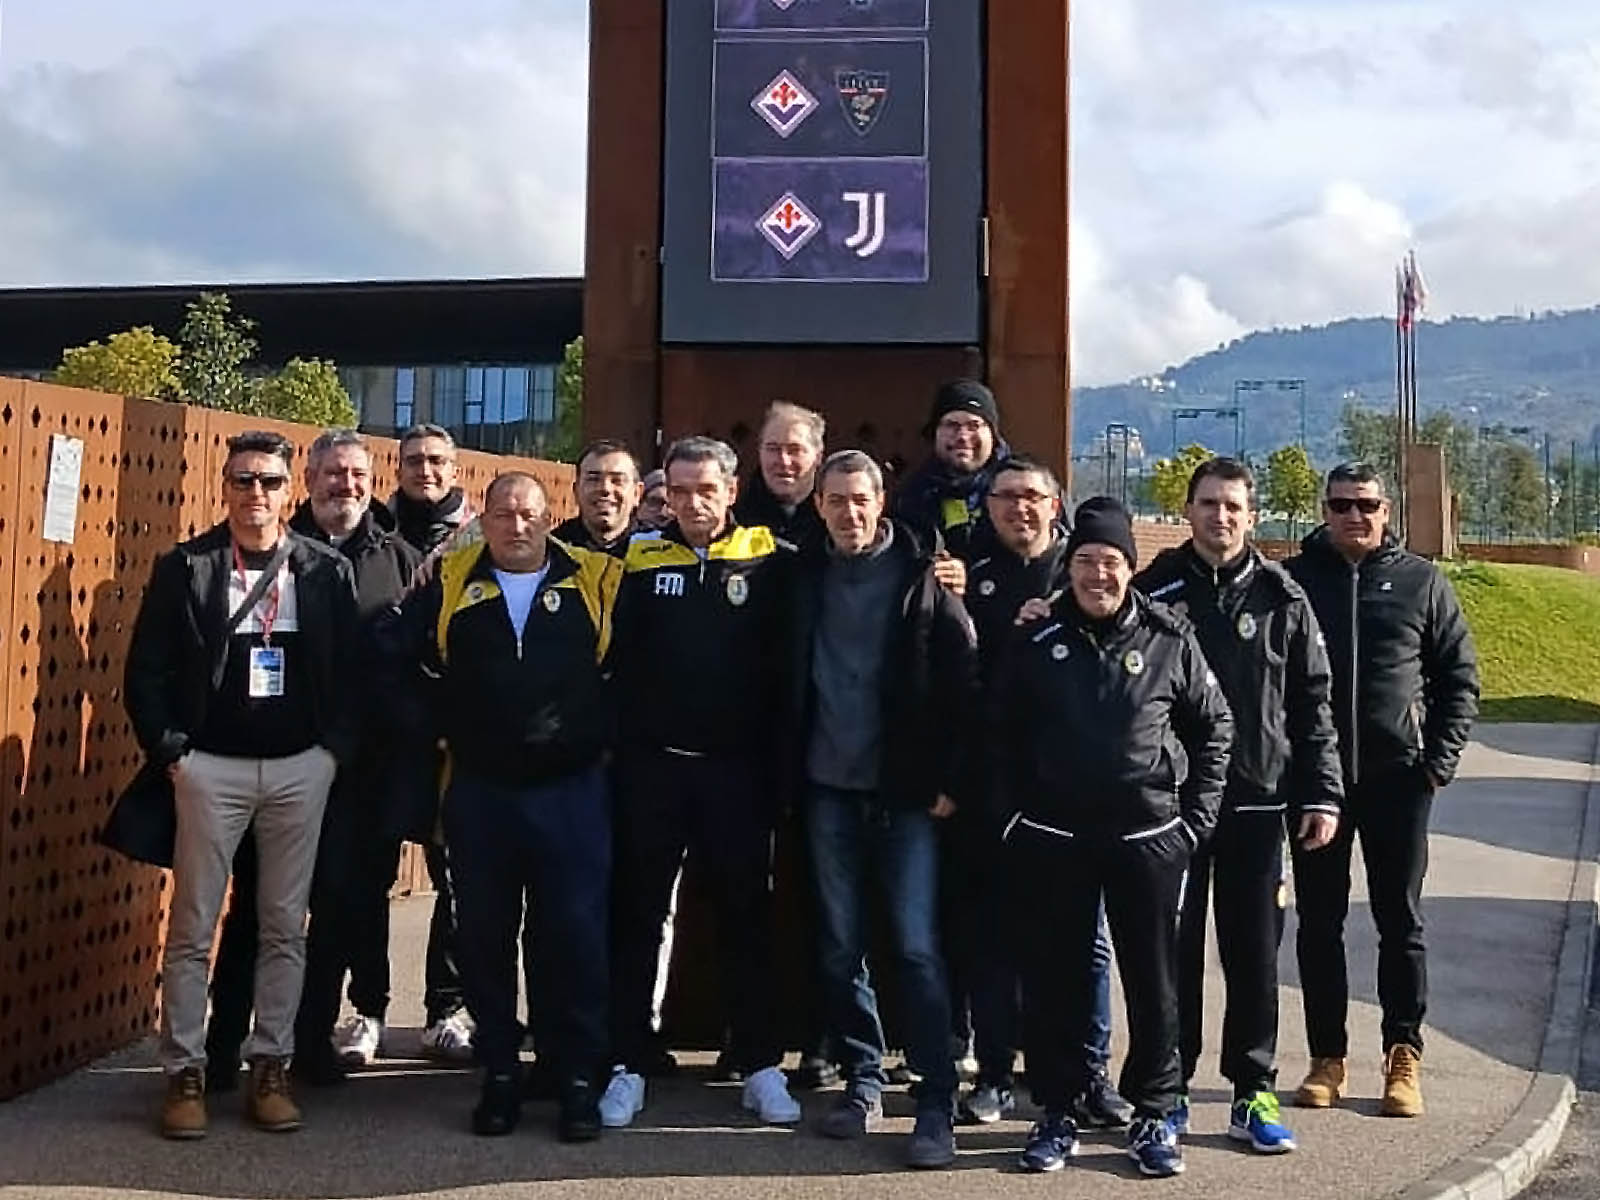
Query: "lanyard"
233 541 283 644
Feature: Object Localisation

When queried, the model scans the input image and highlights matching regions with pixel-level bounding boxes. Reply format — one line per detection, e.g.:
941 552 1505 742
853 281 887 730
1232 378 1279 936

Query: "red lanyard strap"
232 540 284 643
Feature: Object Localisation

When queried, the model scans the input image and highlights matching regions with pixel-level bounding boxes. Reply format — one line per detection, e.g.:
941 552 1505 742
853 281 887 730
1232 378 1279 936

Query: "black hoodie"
1285 527 1479 788
1135 541 1342 816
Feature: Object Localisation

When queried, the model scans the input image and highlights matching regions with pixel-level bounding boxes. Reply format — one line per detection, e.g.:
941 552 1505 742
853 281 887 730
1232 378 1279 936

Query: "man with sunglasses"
124 431 359 1139
1285 462 1478 1119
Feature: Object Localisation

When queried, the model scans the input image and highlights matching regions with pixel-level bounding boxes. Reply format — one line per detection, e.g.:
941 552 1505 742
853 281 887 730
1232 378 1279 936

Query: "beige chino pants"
159 746 336 1073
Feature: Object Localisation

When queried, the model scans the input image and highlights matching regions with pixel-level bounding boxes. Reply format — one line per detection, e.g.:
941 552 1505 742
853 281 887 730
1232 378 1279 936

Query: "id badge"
248 646 285 698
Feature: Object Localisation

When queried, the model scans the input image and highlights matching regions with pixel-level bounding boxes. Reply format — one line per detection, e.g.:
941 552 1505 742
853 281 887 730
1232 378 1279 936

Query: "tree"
1495 443 1545 538
257 358 357 427
539 335 584 463
1337 403 1397 483
1264 444 1320 539
1148 443 1215 517
54 326 182 400
178 291 259 414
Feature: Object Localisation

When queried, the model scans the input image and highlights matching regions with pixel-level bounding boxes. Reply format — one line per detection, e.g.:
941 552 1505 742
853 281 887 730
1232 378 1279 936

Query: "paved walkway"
1 725 1594 1200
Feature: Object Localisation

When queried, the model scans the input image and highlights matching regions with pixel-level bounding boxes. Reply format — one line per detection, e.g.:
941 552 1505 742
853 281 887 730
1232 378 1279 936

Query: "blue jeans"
806 784 957 1112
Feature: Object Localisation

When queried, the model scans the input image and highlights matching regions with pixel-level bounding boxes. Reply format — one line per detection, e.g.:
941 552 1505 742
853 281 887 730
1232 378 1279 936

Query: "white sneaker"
333 1015 383 1067
420 1010 475 1063
599 1067 646 1128
742 1065 802 1124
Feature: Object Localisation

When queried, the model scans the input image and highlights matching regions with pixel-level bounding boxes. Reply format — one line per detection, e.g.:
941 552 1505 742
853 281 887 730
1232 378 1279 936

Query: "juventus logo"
843 191 886 258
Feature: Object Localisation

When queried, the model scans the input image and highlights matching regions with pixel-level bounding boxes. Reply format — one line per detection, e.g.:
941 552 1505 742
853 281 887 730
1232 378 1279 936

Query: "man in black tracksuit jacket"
958 458 1129 1131
989 498 1233 1177
1284 462 1478 1117
1133 457 1343 1150
602 436 802 1128
552 438 647 558
205 434 421 1088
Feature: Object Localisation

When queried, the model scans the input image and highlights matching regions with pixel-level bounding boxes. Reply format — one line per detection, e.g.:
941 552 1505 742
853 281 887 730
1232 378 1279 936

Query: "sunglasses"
228 471 289 492
1326 496 1384 515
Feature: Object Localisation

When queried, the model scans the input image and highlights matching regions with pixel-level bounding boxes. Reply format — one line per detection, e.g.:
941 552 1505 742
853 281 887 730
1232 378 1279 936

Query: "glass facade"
340 361 562 455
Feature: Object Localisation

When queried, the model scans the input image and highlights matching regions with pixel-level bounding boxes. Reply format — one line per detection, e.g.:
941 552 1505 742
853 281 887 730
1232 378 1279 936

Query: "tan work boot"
1381 1044 1424 1117
161 1067 208 1139
1293 1057 1346 1108
247 1056 303 1132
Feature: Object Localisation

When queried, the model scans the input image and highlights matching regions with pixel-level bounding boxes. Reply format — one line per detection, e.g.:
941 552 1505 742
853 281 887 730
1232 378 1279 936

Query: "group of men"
120 379 1479 1179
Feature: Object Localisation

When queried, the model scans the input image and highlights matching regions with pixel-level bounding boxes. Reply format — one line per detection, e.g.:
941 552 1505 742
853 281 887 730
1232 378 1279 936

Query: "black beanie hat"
1066 496 1137 569
925 379 1000 437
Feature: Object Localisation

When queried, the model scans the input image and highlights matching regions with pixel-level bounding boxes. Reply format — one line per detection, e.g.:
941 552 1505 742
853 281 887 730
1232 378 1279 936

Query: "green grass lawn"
1441 560 1600 722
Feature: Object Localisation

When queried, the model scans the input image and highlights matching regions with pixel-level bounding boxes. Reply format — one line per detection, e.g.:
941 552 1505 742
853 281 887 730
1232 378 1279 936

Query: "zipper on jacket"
1347 559 1360 784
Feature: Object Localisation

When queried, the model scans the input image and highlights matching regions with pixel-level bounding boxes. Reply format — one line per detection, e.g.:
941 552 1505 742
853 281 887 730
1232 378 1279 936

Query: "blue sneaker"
1019 1112 1080 1173
1229 1091 1297 1153
1127 1114 1185 1177
1171 1092 1190 1135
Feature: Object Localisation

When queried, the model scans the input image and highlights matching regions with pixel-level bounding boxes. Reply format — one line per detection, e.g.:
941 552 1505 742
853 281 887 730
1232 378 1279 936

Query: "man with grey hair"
601 435 803 1129
788 448 978 1168
736 400 828 554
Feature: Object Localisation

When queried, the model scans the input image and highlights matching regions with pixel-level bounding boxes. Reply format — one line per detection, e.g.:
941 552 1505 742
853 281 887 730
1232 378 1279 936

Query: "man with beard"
387 422 475 1061
892 379 1009 566
206 431 421 1087
554 440 647 557
734 401 828 555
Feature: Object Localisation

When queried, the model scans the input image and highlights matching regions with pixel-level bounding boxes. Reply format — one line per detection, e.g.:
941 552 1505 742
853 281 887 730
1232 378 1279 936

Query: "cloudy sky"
2 0 1597 384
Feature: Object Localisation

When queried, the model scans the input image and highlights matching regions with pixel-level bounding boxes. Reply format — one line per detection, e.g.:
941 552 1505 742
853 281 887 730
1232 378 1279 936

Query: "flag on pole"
1399 251 1427 330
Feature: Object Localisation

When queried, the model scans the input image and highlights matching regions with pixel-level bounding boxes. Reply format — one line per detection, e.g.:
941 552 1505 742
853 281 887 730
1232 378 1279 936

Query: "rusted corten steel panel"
582 0 667 463
986 0 1072 478
0 382 573 1099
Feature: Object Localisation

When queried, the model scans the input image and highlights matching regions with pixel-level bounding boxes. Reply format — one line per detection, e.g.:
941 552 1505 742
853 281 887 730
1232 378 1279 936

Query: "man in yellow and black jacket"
397 471 620 1143
599 436 804 1130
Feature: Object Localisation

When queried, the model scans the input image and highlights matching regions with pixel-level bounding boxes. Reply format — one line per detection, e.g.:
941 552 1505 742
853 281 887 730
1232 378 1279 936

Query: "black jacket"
123 522 361 769
609 519 792 758
1135 542 1343 816
1285 528 1479 788
890 442 1011 563
787 521 980 811
401 538 621 787
966 528 1070 683
987 590 1233 844
390 487 473 557
551 513 639 559
289 500 422 621
734 470 827 556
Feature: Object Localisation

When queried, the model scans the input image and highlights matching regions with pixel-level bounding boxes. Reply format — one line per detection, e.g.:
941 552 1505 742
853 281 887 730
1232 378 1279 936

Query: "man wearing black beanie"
986 497 1233 1178
892 379 1009 565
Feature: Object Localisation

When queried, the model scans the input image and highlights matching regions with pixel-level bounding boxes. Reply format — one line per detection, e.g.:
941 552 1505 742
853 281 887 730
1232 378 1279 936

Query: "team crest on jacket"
978 579 996 597
726 574 749 606
1236 612 1257 640
466 582 489 603
542 589 562 614
1123 649 1145 676
1050 643 1069 661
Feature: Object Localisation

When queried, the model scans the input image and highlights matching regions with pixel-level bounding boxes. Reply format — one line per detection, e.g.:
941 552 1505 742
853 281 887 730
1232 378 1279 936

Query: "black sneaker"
1019 1112 1080 1173
472 1073 522 1137
789 1054 840 1090
1073 1069 1134 1129
557 1076 603 1143
906 1108 956 1170
818 1091 884 1140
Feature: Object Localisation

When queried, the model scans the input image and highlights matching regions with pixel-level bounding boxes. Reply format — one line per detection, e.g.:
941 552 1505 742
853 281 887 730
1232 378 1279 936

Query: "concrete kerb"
1392 725 1600 1200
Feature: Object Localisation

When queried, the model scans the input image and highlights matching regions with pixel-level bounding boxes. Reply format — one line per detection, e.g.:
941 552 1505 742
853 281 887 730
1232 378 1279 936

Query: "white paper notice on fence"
42 434 85 544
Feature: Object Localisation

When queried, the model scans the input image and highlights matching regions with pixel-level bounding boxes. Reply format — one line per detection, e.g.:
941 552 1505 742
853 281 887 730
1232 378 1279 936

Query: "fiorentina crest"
757 192 822 260
752 69 818 138
836 69 890 136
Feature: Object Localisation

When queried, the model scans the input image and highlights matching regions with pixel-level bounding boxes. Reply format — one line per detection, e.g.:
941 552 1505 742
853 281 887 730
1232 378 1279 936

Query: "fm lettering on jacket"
654 572 685 597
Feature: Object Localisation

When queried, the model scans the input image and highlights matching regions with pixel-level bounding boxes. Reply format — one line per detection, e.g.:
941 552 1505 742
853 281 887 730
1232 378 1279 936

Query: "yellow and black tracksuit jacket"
609 520 791 758
418 537 621 786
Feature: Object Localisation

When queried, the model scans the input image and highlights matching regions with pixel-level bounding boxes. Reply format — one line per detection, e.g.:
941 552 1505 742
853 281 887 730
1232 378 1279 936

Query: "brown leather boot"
1293 1057 1346 1108
248 1056 303 1132
161 1067 208 1139
1381 1044 1424 1117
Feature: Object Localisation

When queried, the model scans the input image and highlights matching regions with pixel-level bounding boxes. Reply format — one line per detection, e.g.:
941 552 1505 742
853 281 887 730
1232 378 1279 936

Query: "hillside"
1073 308 1600 462
1442 560 1600 722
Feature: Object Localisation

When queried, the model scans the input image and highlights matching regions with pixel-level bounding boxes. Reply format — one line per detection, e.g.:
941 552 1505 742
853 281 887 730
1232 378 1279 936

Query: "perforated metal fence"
0 381 573 1099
